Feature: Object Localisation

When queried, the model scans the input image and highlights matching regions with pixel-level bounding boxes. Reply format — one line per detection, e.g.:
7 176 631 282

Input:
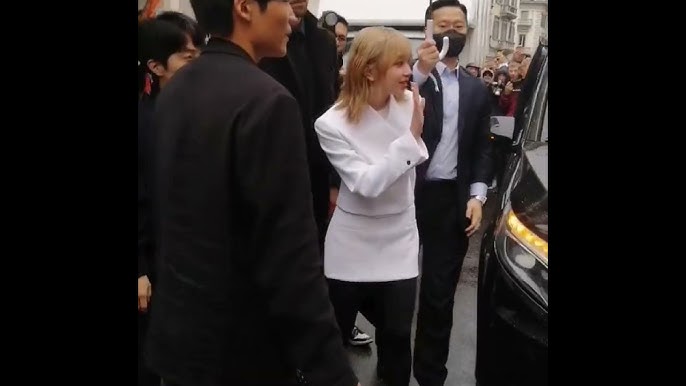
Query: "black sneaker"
348 326 373 346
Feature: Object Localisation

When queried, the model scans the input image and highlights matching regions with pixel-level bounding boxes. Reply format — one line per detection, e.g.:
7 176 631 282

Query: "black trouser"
139 312 161 386
310 167 330 252
413 180 470 386
328 278 417 386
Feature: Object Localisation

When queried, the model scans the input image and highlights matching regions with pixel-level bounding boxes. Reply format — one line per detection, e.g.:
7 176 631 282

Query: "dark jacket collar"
202 37 255 63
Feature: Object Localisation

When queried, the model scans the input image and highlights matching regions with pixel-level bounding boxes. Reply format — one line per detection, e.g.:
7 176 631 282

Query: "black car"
475 41 548 386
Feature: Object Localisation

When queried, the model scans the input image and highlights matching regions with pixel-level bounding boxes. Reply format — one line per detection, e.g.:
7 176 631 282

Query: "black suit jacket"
416 66 494 203
138 96 155 282
145 39 356 386
258 12 338 235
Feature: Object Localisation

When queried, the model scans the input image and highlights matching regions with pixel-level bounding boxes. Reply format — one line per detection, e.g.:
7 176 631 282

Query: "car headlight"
494 203 548 307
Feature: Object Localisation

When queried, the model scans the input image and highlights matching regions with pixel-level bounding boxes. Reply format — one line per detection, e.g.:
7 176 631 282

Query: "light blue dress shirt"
413 61 488 197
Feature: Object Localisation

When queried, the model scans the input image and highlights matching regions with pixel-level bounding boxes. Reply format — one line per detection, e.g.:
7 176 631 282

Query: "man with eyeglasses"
318 12 348 56
318 11 349 91
332 15 348 61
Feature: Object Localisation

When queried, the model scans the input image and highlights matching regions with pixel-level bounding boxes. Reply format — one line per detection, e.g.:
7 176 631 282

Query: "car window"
524 58 548 143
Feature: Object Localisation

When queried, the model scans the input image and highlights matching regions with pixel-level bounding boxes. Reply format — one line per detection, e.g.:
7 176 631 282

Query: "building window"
500 21 508 41
508 24 514 42
521 11 529 20
519 34 526 46
493 17 500 40
540 14 547 28
509 0 517 7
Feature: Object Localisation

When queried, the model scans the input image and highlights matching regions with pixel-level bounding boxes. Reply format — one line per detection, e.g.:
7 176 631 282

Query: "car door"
498 52 548 209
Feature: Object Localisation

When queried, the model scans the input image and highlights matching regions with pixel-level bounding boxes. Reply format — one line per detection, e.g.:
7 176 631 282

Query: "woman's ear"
364 65 376 82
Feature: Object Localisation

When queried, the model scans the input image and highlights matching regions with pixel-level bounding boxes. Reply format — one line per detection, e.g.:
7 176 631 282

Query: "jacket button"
406 160 411 165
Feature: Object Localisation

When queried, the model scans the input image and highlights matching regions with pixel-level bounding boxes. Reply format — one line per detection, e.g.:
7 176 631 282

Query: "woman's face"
376 60 412 98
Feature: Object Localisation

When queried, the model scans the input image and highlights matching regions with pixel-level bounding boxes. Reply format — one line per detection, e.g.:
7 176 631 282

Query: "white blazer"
315 89 430 217
315 89 430 282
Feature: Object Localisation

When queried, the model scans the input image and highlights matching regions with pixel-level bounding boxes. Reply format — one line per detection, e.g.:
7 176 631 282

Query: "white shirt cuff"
470 182 488 197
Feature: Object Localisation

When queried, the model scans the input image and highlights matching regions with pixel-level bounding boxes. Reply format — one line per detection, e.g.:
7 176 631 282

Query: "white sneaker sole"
348 337 374 346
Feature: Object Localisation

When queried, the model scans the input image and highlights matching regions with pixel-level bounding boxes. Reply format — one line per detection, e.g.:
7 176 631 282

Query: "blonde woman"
315 26 428 386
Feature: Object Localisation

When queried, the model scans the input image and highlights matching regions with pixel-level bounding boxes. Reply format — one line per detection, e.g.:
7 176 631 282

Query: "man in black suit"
258 0 373 348
144 1 358 386
258 0 337 250
411 1 494 385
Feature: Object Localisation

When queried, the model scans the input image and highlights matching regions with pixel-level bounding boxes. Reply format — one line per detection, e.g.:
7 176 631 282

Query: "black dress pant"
328 278 417 386
139 312 161 386
310 168 330 252
413 180 470 386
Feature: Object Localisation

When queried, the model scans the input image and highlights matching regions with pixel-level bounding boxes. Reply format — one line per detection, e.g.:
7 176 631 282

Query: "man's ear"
234 0 253 24
147 59 166 77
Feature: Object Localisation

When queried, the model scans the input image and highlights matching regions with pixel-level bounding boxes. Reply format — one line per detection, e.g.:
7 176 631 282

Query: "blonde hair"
336 26 412 124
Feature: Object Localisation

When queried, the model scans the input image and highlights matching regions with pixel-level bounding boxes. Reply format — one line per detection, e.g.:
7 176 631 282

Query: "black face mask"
433 30 467 58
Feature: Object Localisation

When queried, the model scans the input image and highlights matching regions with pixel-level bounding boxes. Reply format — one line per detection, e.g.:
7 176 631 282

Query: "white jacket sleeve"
315 119 429 198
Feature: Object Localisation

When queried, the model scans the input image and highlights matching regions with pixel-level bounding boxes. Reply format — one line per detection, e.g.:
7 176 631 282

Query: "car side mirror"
490 116 515 139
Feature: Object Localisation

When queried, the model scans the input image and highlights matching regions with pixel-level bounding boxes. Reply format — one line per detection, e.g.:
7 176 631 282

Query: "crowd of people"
463 48 532 117
137 1 506 386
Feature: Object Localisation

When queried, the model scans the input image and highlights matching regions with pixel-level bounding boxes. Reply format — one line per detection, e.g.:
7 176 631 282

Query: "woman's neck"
368 86 390 111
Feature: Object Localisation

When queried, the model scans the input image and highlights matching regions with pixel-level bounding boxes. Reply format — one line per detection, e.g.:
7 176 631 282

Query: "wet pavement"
347 195 500 386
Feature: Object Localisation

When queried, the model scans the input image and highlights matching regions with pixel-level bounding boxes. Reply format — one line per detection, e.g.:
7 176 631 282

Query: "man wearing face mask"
411 1 494 385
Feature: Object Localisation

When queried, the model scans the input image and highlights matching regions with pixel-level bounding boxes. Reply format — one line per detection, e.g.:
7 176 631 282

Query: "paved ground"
347 196 500 386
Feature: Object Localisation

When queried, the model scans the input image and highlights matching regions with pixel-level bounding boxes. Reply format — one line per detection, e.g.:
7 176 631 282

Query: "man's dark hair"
157 11 206 47
337 15 349 27
138 19 189 96
190 0 271 37
425 0 467 23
